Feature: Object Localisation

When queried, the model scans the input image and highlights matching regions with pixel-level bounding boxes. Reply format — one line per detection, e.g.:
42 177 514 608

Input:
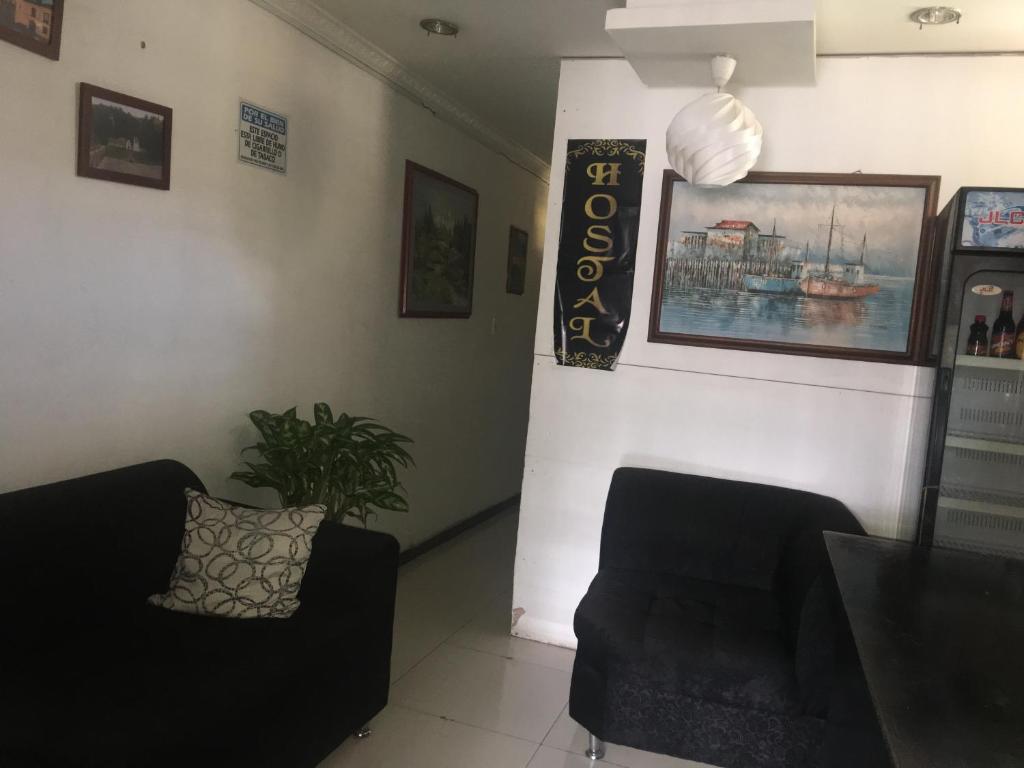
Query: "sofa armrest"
776 505 865 716
297 523 399 695
299 522 399 620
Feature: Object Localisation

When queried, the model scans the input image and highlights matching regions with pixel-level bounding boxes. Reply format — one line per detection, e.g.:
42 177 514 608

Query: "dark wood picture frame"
399 160 478 318
76 83 173 191
0 0 63 60
649 170 940 364
506 225 528 295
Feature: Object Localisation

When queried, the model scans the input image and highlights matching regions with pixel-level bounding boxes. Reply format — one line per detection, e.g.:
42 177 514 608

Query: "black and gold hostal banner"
554 139 646 371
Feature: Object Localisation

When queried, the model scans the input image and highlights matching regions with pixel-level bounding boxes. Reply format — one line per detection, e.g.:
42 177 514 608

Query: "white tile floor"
319 511 711 768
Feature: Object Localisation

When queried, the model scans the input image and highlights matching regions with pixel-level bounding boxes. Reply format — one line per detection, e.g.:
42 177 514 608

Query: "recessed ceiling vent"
419 18 459 37
910 6 962 29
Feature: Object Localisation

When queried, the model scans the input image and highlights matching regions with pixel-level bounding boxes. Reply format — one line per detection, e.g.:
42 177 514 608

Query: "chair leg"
585 733 605 760
354 725 372 739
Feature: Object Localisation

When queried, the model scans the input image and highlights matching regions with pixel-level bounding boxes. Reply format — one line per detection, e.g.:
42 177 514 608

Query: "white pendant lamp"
665 55 763 187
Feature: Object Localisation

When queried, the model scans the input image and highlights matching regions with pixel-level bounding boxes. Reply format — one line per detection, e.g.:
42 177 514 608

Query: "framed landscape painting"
399 161 478 318
0 0 63 60
506 226 528 295
649 171 940 363
77 83 173 190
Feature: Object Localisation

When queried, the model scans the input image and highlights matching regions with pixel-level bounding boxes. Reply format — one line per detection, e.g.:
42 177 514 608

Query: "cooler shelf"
945 434 1024 456
955 355 1024 372
937 499 1024 524
938 488 1024 520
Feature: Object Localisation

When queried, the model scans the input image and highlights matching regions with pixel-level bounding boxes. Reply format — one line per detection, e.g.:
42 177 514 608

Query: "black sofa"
570 468 878 768
0 460 399 768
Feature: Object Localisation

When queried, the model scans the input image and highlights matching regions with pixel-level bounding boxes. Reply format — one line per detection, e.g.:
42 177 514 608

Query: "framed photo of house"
0 0 63 60
399 161 478 318
76 83 173 191
506 226 528 295
649 171 940 363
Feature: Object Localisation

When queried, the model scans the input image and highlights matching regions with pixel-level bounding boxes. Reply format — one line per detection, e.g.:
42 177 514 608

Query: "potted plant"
230 402 413 526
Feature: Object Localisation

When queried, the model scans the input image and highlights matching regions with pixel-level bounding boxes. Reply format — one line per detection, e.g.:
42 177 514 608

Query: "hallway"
321 510 707 768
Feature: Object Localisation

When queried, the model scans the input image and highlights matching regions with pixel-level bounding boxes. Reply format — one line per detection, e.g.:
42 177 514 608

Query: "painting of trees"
400 163 478 317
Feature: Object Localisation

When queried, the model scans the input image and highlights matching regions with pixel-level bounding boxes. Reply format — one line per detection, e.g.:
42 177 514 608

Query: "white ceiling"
314 0 623 161
817 0 1024 56
312 0 1024 161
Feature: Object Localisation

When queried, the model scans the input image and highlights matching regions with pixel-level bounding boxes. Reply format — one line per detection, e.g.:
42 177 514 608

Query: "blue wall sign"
239 101 288 174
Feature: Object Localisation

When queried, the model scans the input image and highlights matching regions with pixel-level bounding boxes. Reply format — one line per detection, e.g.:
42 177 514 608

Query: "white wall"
513 56 1024 648
0 0 548 550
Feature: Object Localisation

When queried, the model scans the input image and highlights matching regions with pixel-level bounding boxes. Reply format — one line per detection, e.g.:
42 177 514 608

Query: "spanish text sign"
239 102 287 174
553 139 646 371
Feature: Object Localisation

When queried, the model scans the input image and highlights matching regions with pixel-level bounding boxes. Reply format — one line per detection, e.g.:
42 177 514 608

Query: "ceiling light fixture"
419 18 459 37
665 55 763 187
910 7 962 29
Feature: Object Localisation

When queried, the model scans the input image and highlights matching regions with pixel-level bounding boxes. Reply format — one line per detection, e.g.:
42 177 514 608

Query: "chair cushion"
575 570 800 715
605 678 825 768
0 604 360 768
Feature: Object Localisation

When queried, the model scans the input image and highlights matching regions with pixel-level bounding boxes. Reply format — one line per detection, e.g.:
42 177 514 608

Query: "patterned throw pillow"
148 489 325 619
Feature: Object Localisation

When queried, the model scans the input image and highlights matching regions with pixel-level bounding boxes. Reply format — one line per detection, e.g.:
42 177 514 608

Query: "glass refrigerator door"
934 270 1024 557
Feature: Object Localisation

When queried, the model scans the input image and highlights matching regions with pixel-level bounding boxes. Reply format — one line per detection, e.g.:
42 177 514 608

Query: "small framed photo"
77 83 173 191
506 226 528 295
0 0 63 60
399 161 478 318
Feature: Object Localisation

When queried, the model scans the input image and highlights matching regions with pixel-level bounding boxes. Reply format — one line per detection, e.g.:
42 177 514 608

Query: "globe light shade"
665 91 763 186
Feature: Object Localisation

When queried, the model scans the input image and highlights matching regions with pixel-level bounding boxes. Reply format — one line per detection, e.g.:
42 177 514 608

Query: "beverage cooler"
919 187 1024 558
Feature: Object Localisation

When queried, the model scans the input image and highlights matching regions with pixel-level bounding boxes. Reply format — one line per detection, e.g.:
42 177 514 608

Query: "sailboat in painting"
799 207 881 300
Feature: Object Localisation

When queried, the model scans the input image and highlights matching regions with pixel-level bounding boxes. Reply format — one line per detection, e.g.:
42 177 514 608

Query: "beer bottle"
990 290 1016 358
1015 311 1024 360
965 315 989 356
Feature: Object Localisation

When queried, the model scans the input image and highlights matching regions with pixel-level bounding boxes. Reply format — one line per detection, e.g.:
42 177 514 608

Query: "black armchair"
570 468 867 768
0 460 398 768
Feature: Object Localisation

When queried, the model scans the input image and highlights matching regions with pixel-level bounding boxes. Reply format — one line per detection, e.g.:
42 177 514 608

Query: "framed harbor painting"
649 171 940 363
399 160 478 318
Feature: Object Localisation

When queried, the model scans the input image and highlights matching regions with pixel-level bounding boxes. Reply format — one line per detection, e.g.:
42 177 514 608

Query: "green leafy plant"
230 403 414 527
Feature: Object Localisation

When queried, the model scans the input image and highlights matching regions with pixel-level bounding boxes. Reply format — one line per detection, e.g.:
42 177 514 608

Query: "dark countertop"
825 532 1024 768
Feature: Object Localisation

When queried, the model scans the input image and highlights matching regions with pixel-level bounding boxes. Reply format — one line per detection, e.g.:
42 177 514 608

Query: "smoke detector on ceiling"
910 7 962 29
